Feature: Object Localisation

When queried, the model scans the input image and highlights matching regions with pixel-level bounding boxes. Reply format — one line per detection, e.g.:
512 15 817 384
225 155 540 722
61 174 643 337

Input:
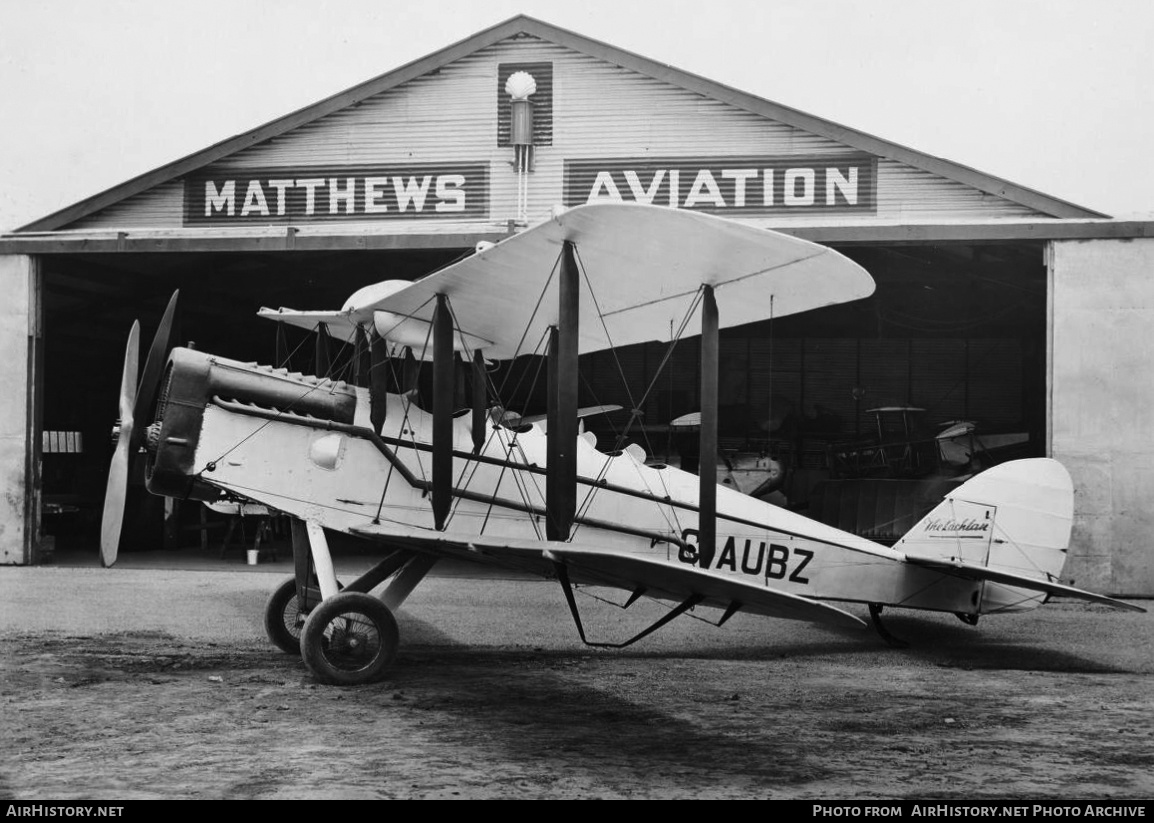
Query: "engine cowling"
144 347 358 501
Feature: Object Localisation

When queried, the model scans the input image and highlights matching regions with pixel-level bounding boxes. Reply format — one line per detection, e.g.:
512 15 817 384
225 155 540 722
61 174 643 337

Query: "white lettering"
684 169 725 208
204 180 235 216
240 180 269 217
623 170 666 205
762 169 774 206
393 175 432 212
364 177 390 213
784 168 815 206
268 179 293 215
826 167 858 205
667 169 680 208
295 178 325 215
586 171 623 203
721 169 757 207
328 177 356 214
435 174 466 212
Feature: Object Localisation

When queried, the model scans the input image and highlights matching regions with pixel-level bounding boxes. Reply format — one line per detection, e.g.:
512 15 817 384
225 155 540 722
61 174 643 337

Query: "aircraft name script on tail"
924 517 990 536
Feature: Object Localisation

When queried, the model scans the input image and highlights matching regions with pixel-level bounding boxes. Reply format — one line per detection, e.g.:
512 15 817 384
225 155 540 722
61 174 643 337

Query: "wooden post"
698 285 718 569
432 294 453 530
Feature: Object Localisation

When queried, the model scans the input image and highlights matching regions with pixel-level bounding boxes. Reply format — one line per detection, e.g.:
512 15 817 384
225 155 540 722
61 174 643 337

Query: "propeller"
130 290 179 454
100 322 140 567
99 290 180 567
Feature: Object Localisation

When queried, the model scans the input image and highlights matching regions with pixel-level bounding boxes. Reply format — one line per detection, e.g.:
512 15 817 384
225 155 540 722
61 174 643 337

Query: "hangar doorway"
35 239 1047 558
569 240 1049 537
38 248 465 557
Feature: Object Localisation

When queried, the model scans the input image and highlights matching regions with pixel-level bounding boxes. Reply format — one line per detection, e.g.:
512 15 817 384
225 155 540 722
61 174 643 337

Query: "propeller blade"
129 290 179 454
100 321 141 568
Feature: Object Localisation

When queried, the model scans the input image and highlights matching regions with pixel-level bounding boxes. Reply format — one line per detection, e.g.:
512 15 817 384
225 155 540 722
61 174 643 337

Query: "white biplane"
100 203 1143 685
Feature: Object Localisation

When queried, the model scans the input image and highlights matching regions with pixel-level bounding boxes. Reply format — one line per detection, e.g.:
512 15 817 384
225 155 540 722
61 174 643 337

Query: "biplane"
99 203 1144 685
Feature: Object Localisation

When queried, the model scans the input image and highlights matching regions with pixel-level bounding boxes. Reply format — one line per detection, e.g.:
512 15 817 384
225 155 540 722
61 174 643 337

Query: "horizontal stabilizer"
903 553 1146 613
352 522 866 630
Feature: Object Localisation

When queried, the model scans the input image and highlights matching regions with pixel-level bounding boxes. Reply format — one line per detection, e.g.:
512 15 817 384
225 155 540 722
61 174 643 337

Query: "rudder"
895 459 1074 613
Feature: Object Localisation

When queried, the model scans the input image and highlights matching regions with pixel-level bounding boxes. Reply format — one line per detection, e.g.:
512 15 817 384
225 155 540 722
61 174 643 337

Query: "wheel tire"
264 577 307 655
300 592 399 686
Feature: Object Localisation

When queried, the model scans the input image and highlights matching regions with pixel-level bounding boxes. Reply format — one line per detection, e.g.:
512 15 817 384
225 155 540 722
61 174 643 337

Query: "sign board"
185 164 490 225
564 155 876 215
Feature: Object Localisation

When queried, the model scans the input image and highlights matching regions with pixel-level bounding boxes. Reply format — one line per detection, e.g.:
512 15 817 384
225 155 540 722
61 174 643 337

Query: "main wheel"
264 577 308 655
299 592 399 686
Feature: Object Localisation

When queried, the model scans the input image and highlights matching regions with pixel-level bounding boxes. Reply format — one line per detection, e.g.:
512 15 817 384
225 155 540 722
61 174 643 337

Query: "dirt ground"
1 565 1152 800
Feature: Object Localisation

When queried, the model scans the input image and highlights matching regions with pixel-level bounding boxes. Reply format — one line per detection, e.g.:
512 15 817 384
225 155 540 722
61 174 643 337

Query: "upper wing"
903 553 1147 612
257 308 360 343
376 203 875 360
351 522 866 631
504 404 624 430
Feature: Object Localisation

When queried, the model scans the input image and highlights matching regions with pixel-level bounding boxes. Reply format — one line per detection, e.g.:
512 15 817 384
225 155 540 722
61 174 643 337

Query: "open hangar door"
571 239 1048 540
34 237 1048 557
38 247 465 557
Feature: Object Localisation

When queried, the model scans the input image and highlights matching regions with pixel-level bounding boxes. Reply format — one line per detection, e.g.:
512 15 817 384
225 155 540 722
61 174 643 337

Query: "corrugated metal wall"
68 36 1044 231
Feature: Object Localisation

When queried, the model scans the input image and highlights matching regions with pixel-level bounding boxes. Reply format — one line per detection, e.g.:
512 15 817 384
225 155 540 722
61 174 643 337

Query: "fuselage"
182 376 987 616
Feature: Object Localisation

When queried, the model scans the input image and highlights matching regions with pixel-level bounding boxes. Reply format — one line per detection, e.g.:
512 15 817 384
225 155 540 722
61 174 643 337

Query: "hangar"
1 15 1150 596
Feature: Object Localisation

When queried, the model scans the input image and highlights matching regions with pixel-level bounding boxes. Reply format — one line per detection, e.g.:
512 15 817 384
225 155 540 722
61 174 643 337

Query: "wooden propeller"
99 322 140 568
99 290 180 567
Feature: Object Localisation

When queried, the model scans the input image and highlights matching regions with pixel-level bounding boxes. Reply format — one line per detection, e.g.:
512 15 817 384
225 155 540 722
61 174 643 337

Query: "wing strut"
552 560 705 649
546 240 579 541
370 329 390 435
315 322 331 377
698 285 719 568
432 293 453 530
471 349 487 454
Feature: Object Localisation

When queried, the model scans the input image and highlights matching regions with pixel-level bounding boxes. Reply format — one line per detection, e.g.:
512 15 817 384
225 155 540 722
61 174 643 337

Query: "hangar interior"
38 237 1047 553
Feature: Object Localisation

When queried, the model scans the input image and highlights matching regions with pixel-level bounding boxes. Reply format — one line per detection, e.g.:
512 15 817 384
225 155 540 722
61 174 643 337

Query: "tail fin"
896 459 1073 613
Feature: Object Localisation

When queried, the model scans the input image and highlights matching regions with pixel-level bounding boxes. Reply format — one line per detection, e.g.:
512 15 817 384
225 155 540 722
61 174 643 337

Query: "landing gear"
264 577 308 655
299 592 399 685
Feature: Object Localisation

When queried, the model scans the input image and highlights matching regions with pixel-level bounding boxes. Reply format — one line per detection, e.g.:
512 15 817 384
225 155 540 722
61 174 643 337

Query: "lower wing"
352 522 866 630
